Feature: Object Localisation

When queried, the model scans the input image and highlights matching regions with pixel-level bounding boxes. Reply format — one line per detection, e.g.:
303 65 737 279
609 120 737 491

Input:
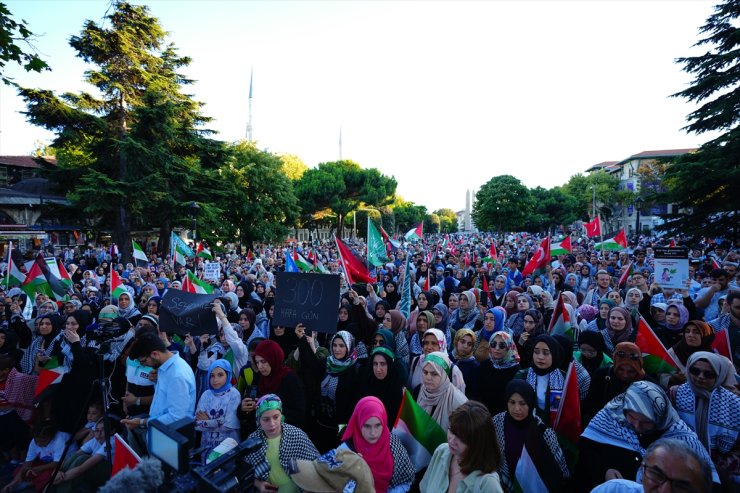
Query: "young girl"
73 401 103 446
2 421 72 493
195 359 241 454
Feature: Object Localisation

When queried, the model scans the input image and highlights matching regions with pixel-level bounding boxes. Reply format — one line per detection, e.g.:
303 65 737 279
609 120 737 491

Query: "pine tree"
660 0 740 243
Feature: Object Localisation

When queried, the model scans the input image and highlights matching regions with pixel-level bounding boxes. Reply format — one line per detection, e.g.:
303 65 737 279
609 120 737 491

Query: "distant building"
586 149 696 234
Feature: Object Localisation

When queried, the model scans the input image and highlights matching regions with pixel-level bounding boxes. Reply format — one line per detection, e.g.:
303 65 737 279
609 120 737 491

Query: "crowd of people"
0 231 738 492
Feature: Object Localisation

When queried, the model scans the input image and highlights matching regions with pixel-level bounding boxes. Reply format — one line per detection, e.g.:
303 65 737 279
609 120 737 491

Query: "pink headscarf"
342 396 393 492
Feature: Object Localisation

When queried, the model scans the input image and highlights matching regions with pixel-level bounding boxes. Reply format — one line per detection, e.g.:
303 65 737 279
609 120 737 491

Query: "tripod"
42 341 118 492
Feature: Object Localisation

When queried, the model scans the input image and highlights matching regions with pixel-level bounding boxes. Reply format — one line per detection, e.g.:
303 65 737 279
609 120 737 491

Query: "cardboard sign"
159 289 218 336
203 262 221 281
273 272 340 333
654 247 689 290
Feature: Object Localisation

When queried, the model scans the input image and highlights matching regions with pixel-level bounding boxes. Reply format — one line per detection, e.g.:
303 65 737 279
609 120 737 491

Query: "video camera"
86 321 129 342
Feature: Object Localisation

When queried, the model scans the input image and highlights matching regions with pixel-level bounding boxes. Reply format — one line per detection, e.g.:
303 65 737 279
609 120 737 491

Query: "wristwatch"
136 397 141 406
138 418 147 429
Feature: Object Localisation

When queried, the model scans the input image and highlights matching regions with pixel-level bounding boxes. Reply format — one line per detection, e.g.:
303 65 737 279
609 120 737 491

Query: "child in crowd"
194 359 241 455
2 421 72 493
73 401 103 446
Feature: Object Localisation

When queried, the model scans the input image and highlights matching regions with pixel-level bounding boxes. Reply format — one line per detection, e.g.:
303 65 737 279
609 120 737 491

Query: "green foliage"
433 208 458 233
0 2 49 85
561 170 622 220
659 0 740 243
294 160 397 237
279 154 308 181
473 175 534 232
392 200 427 233
523 186 580 233
214 141 299 246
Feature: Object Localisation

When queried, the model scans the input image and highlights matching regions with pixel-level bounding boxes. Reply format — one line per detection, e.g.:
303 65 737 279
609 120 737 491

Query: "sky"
0 0 719 213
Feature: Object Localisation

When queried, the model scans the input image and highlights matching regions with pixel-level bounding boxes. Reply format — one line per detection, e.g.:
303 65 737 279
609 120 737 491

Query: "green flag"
367 220 389 267
398 254 412 318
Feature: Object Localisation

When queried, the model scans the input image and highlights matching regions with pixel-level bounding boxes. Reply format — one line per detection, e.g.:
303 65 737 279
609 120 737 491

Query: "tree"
392 199 427 233
561 170 622 221
295 160 396 238
657 0 740 243
523 186 580 233
0 2 49 85
20 2 207 260
279 153 308 181
473 175 533 232
434 208 458 233
214 141 298 248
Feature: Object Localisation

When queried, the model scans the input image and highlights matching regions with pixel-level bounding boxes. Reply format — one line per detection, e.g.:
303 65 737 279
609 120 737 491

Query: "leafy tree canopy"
0 2 49 85
473 175 533 232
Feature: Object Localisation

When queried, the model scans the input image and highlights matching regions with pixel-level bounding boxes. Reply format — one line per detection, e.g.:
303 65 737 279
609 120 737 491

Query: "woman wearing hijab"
382 280 401 309
116 291 141 324
298 330 360 451
245 394 319 493
0 326 23 371
503 291 520 319
21 314 64 375
600 306 634 354
421 401 504 493
472 307 506 363
583 341 649 425
655 302 690 349
574 329 612 376
667 320 715 373
449 329 478 398
194 359 241 451
579 380 718 490
515 335 564 425
447 291 479 333
408 328 466 394
490 275 509 307
414 351 468 432
586 298 615 332
672 352 740 488
406 291 434 338
514 309 546 369
506 293 534 339
340 396 415 493
476 331 521 415
493 380 569 493
238 340 305 436
379 309 410 366
357 344 406 425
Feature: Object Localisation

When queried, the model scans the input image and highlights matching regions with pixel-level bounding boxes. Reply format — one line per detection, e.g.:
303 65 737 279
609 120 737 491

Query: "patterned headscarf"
489 331 520 369
326 331 358 375
256 393 283 421
423 328 447 353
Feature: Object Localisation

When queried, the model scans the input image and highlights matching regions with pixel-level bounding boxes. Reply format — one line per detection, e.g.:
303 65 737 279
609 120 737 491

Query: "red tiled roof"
0 155 57 168
627 149 696 159
585 160 619 172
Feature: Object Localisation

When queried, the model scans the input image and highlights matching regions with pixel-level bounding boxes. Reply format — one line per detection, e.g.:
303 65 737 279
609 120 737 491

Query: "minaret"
246 68 253 141
465 189 472 231
338 127 343 160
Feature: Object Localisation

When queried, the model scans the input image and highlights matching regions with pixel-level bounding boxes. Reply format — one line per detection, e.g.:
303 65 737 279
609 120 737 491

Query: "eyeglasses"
641 464 695 493
614 351 641 361
688 367 717 379
491 342 508 350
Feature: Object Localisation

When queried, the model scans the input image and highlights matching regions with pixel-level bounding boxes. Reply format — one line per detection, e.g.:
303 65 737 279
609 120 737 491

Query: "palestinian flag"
55 259 73 291
482 242 498 266
553 362 581 469
33 366 66 404
196 242 213 260
422 273 430 292
21 257 54 300
635 317 679 373
584 216 601 237
112 433 142 476
183 269 214 294
550 236 572 256
548 294 573 340
711 329 731 360
367 221 389 267
4 242 26 288
710 256 722 270
132 240 149 267
594 229 628 252
293 250 314 272
618 261 634 287
111 269 127 300
514 438 564 493
334 236 375 285
246 249 255 261
404 223 423 241
379 226 401 249
522 236 551 277
392 389 446 471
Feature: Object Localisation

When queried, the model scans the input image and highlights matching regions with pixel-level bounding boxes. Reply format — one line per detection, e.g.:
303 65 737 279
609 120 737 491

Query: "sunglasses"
490 342 508 350
614 351 641 361
688 367 717 379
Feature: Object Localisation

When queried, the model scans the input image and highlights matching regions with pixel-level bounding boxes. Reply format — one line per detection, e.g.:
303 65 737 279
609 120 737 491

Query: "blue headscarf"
207 359 233 394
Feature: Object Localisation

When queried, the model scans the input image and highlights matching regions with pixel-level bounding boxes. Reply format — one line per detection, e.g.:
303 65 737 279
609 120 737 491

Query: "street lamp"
189 201 201 242
635 196 643 237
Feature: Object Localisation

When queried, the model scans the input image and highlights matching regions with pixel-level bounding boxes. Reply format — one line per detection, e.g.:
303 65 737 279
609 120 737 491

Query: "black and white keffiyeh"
246 423 319 481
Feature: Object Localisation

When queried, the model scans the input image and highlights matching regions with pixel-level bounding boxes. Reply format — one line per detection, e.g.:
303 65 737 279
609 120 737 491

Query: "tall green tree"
658 0 740 243
295 160 396 238
0 2 49 85
473 175 533 232
214 141 298 248
434 208 458 233
561 170 622 221
392 200 427 233
20 2 207 260
523 186 580 233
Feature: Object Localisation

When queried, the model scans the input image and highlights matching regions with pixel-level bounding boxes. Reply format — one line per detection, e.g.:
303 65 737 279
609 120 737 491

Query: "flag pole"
4 241 11 290
333 236 352 289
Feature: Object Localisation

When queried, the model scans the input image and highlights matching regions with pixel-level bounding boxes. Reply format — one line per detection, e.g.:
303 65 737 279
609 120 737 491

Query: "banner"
653 247 689 289
159 289 218 336
273 272 340 333
203 261 221 281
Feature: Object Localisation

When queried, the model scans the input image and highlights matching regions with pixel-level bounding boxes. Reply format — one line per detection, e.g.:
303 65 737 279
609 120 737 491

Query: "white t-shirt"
26 432 72 463
126 358 155 387
80 437 115 459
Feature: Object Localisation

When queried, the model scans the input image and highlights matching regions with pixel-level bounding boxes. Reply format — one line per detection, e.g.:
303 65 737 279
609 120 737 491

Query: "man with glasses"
591 438 712 493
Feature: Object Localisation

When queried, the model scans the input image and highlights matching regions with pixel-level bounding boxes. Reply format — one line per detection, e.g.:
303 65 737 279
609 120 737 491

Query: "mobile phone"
247 385 257 400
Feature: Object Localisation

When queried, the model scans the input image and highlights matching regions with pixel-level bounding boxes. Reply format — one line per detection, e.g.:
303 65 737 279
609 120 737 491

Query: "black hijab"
577 330 607 375
362 348 404 428
530 334 562 376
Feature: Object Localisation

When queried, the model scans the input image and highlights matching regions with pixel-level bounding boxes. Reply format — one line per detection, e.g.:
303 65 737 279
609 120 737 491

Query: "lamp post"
635 196 643 238
188 201 201 242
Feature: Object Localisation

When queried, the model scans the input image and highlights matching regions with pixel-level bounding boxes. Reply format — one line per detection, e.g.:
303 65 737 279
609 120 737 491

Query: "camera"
86 321 129 342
